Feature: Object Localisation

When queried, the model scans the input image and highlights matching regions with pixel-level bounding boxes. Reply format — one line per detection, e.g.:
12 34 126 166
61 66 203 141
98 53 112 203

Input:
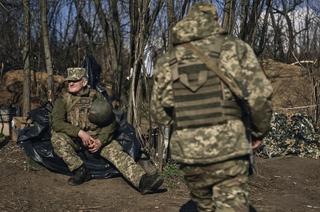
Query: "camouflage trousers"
181 157 249 212
51 132 146 188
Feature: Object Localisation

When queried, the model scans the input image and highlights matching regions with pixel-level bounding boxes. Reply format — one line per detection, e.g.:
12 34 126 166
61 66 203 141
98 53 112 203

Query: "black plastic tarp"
17 103 142 179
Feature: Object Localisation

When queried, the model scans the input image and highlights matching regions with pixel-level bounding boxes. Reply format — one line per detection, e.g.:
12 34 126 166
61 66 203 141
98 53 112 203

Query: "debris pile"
257 113 320 159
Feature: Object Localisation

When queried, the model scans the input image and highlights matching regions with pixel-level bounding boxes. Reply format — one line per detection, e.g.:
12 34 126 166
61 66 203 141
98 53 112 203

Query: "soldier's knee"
100 140 124 159
107 140 123 151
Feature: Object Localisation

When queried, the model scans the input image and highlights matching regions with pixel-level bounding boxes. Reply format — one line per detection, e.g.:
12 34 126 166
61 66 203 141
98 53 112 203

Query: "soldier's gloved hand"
78 130 93 147
88 138 102 153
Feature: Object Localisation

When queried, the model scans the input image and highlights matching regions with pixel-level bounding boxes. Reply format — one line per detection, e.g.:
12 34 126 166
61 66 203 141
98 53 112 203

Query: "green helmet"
89 97 114 126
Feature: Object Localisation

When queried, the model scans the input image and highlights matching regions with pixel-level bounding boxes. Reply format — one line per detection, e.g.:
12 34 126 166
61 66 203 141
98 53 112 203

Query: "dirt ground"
0 141 319 212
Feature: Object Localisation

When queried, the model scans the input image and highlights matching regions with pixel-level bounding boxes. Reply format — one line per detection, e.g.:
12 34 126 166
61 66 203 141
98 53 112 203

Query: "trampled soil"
0 141 319 212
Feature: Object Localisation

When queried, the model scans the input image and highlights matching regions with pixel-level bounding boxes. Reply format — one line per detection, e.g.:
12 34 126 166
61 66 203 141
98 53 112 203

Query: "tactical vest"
63 89 98 132
171 36 242 129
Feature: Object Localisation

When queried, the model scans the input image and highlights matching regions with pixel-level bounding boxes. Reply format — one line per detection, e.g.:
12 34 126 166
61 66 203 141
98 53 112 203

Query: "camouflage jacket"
51 87 117 145
151 7 273 164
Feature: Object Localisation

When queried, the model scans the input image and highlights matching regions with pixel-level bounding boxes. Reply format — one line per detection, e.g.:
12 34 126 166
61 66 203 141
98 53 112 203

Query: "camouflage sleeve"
151 56 174 126
220 38 273 138
51 97 81 137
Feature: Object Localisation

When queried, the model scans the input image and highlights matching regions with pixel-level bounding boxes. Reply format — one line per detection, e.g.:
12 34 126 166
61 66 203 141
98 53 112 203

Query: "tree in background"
22 0 31 116
40 0 54 102
222 0 236 34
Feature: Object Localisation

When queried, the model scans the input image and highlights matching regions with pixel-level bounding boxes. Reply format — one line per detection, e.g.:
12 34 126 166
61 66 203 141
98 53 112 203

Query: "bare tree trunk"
74 1 94 53
246 0 262 45
315 64 320 127
127 0 164 155
22 0 31 116
238 0 264 44
270 11 285 60
40 0 54 102
129 0 138 72
110 0 123 100
167 0 176 50
273 0 304 62
304 0 310 56
256 0 273 55
283 13 294 62
239 0 249 40
222 0 236 34
127 0 137 125
93 0 114 87
128 0 145 125
130 0 164 167
179 0 191 20
127 0 164 124
92 0 123 99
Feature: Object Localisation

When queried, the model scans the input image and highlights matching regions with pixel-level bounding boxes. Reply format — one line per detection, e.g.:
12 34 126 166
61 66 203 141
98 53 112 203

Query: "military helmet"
89 97 114 126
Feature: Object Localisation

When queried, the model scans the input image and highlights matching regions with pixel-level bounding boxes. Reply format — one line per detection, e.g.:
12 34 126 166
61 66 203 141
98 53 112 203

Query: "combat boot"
139 173 164 194
68 164 91 186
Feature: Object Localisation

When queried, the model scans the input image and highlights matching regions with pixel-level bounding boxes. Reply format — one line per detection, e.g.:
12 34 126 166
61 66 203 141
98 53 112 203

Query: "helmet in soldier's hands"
89 98 114 126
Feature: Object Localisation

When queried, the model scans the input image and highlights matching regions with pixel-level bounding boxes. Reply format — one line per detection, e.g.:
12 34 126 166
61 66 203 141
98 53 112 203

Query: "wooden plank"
11 116 28 142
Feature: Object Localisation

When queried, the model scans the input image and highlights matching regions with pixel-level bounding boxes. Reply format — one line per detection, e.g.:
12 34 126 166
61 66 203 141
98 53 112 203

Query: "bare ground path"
0 141 319 212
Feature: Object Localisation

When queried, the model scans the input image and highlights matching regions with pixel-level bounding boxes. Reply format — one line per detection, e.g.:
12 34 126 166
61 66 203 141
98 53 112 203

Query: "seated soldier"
51 67 163 194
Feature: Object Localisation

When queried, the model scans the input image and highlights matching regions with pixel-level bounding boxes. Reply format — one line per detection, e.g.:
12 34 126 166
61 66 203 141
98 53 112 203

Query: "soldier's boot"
68 164 91 186
139 173 164 194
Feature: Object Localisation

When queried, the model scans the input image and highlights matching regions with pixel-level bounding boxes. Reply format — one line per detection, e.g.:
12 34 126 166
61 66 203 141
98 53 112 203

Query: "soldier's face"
68 78 86 94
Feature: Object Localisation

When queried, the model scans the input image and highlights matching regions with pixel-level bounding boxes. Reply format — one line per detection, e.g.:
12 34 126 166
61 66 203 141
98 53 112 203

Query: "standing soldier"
151 3 273 211
51 67 163 194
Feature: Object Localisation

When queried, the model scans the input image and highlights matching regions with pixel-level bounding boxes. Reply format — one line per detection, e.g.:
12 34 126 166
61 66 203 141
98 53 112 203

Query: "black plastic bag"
114 110 141 160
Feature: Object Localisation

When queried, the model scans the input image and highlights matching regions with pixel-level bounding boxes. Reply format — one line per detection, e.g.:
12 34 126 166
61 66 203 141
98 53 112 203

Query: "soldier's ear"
82 78 88 87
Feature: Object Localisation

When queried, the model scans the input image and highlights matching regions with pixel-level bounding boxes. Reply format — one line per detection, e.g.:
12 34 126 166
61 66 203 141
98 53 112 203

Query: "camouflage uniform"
151 3 273 212
51 68 146 188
